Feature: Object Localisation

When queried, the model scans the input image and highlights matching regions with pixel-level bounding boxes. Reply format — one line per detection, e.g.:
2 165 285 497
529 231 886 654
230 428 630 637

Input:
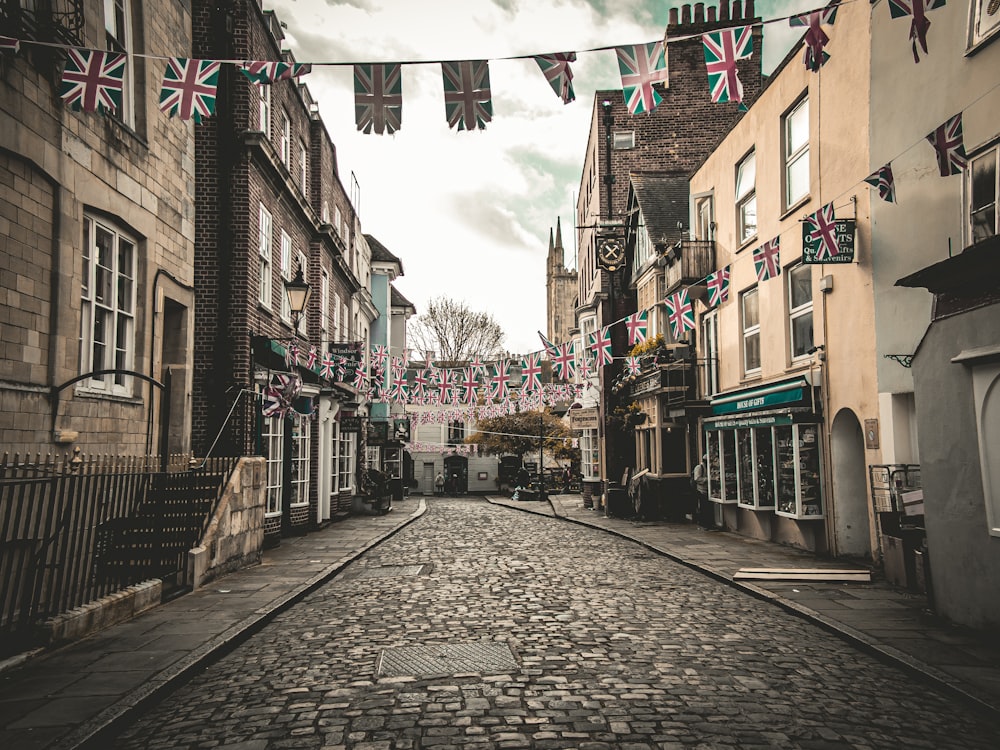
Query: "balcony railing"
620 355 717 408
664 239 715 295
0 0 84 47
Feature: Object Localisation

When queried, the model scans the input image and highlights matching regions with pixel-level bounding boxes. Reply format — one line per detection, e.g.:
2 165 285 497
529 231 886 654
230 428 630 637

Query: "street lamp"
284 266 311 334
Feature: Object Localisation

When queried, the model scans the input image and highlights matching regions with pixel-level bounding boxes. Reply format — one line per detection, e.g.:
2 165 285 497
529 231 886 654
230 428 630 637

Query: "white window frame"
742 286 761 375
783 97 810 209
338 429 356 492
258 204 272 308
702 308 719 398
257 83 270 137
104 0 134 126
289 415 310 508
968 143 998 244
580 429 600 480
263 413 284 516
299 140 308 196
736 150 757 244
80 214 137 396
332 292 342 342
613 131 635 149
279 230 292 323
334 205 343 237
320 268 330 349
280 111 291 166
694 193 715 241
788 263 814 361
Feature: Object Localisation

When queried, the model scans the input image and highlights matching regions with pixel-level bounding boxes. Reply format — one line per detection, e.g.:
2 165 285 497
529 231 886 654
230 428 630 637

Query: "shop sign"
367 420 389 445
569 407 600 430
631 371 660 396
339 415 362 432
328 341 363 377
711 377 810 415
802 219 855 264
705 414 793 431
392 417 411 441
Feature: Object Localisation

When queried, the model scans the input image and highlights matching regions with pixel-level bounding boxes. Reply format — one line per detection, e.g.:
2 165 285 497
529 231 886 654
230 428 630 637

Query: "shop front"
704 374 826 552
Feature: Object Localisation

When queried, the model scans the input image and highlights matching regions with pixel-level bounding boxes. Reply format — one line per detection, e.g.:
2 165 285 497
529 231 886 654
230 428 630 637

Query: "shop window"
775 424 823 518
289 416 310 508
783 96 809 209
736 427 777 509
80 214 136 396
366 445 380 469
736 150 757 243
741 287 761 375
581 429 600 480
258 204 272 308
256 82 270 136
104 0 135 126
706 430 737 503
968 145 998 243
263 414 284 516
338 430 355 492
788 263 814 360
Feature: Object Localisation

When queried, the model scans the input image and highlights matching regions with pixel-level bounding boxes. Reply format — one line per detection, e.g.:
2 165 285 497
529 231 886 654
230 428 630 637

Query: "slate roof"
629 172 690 244
365 233 404 273
390 284 416 313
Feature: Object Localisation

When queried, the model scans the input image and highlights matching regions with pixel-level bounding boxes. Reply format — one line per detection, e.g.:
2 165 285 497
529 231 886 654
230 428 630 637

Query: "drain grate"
376 640 519 677
356 564 426 579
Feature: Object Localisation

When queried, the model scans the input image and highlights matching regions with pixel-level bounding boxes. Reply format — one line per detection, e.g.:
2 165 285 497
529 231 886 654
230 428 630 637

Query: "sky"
267 0 819 355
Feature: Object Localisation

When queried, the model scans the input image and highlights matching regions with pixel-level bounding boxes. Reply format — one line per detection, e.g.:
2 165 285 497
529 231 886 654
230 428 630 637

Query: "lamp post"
284 266 312 335
538 407 545 500
599 98 620 516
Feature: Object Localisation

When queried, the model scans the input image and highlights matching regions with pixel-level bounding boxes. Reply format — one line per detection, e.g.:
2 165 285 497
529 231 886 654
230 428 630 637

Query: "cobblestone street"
110 499 1000 749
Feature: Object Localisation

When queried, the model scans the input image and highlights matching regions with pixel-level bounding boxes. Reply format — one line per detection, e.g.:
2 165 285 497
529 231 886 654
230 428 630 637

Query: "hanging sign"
802 219 855 264
339 415 362 432
569 407 600 429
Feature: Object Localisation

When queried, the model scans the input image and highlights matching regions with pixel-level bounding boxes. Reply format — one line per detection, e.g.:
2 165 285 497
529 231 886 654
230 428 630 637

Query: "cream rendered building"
688 0 877 555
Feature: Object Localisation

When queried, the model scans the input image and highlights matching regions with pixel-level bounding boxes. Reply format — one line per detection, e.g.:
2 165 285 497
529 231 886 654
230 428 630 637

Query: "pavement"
1 491 998 750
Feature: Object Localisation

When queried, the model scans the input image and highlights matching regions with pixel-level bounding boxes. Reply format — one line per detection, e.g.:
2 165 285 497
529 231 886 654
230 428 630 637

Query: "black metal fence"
0 452 238 654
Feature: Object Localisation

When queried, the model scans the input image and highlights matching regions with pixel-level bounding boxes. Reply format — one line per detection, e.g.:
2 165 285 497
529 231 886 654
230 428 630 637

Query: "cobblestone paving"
112 499 1000 749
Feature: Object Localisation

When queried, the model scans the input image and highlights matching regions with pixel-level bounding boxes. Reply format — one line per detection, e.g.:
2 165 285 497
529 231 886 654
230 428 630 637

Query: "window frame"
736 150 757 245
279 230 292 323
787 262 814 361
104 0 135 127
320 268 330 348
263 413 284 516
741 286 761 375
338 429 356 493
256 83 270 137
80 213 137 396
702 308 719 398
280 111 291 166
580 429 600 480
967 143 999 244
258 204 273 309
289 415 310 508
613 131 635 149
783 96 810 209
299 140 308 196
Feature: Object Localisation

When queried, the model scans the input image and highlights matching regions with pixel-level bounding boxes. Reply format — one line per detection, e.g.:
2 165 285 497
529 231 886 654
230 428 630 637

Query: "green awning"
710 376 812 416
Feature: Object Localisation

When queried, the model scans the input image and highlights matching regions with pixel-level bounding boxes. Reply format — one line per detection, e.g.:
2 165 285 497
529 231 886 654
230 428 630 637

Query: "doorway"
422 462 435 495
831 408 872 560
443 455 468 495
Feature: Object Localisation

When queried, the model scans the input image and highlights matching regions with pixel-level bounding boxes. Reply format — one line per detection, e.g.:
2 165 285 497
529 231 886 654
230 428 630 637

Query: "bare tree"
407 296 506 366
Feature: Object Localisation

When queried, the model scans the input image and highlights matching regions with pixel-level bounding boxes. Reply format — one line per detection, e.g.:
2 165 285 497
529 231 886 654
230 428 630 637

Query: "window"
447 420 464 445
970 0 1000 48
695 194 715 241
256 83 270 136
784 97 810 208
289 416 310 508
580 429 600 480
258 204 272 308
295 251 307 335
736 151 757 243
279 230 291 321
338 429 356 492
299 141 308 195
334 205 343 237
788 263 814 360
613 131 635 149
968 361 1000 536
384 447 402 480
280 111 291 166
969 145 998 243
332 292 341 341
322 201 330 224
263 414 284 516
702 309 719 397
104 0 134 125
320 268 330 348
80 215 136 395
742 287 761 374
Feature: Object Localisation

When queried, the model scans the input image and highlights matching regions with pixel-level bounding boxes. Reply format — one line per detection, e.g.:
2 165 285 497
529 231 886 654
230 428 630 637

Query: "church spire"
548 227 554 255
555 217 563 251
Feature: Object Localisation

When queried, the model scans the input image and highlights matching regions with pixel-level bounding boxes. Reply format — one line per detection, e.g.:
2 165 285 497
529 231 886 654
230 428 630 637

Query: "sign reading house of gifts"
802 219 855 264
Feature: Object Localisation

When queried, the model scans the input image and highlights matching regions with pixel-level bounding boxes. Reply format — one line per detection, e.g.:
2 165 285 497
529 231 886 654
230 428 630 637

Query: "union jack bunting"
437 369 455 402
304 345 318 370
615 42 669 115
804 202 840 261
625 311 648 346
551 342 577 381
789 2 839 72
753 238 782 281
537 330 560 358
702 27 753 104
284 341 300 368
441 60 493 131
460 371 479 404
489 361 510 400
706 265 731 307
520 352 543 392
354 63 402 135
0 36 19 53
239 61 311 84
389 368 408 404
665 289 696 339
412 369 429 398
469 355 486 379
59 49 127 113
625 356 642 377
888 0 947 63
158 58 220 123
926 114 967 177
588 328 613 368
370 345 388 366
353 366 368 392
335 356 347 380
534 52 577 104
261 373 302 418
864 164 897 203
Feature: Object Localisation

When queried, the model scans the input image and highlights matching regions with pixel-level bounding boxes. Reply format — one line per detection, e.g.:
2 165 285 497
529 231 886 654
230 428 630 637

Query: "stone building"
545 218 576 346
0 0 196 456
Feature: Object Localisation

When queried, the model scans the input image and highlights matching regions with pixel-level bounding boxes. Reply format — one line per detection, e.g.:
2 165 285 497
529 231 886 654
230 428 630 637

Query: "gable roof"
365 233 404 274
629 172 690 243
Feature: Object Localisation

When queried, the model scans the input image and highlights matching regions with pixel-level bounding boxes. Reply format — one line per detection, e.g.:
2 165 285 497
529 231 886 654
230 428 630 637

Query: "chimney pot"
694 2 705 22
733 0 743 20
745 0 755 19
720 0 730 22
681 4 692 25
708 7 717 22
668 7 679 26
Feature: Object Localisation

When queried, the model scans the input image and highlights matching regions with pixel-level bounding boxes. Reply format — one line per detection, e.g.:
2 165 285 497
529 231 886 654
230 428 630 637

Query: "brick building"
573 0 763 509
545 218 576 347
0 0 196 457
192 0 368 542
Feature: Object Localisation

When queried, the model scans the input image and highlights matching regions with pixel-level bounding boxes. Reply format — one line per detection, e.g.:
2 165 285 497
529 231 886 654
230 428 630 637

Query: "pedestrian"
516 466 529 490
691 454 713 529
434 471 444 497
448 473 458 496
562 466 571 493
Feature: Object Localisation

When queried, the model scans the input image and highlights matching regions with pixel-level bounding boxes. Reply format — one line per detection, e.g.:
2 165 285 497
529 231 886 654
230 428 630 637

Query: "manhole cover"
376 640 519 677
357 564 426 579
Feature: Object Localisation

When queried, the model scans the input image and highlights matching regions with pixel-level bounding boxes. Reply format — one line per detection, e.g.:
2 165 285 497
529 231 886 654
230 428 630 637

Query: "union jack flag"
370 345 388 367
625 311 648 346
469 355 486 379
588 328 613 368
665 289 696 339
389 367 408 404
615 42 669 115
461 371 478 404
0 36 19 53
926 114 967 177
489 361 510 400
285 341 300 368
804 203 840 261
537 330 560 358
353 366 368 392
534 52 577 105
521 352 543 392
551 342 577 381
158 58 220 123
303 345 318 371
706 266 731 307
240 61 311 85
354 63 402 135
701 27 753 105
789 2 839 72
60 48 127 113
864 164 897 203
442 60 492 131
437 369 455 402
261 373 302 418
625 356 642 377
335 356 347 381
753 238 782 281
412 369 429 398
888 0 946 63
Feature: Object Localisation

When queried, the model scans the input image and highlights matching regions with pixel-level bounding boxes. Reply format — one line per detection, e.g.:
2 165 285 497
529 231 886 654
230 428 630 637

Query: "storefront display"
775 423 822 518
